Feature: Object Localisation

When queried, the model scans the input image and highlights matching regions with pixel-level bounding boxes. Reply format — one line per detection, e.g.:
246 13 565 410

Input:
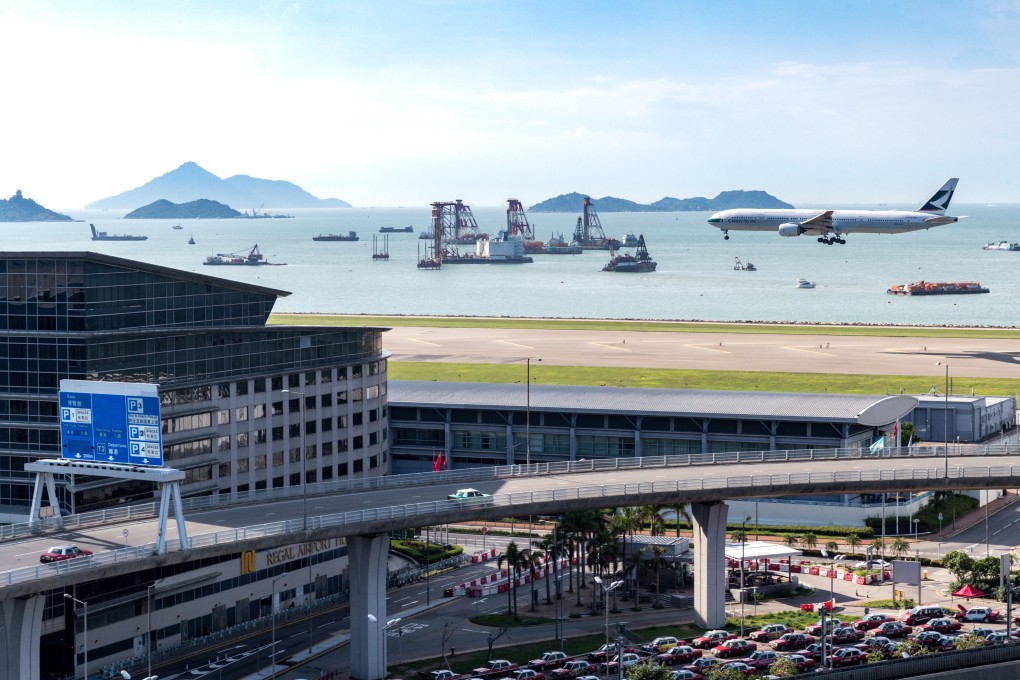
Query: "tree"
704 667 751 680
498 541 522 616
668 503 691 537
899 421 916 446
941 550 974 583
871 537 886 560
783 535 800 549
484 627 507 661
825 540 839 555
626 661 671 680
731 529 748 543
650 545 667 607
768 656 800 677
845 533 862 555
891 537 910 558
535 533 558 605
630 548 645 610
801 533 818 550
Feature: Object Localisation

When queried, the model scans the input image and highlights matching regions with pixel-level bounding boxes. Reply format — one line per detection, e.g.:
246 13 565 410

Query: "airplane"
707 178 959 245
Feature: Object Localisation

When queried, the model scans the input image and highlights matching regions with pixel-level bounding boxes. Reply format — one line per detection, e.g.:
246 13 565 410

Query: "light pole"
593 576 623 655
739 515 751 638
64 594 87 680
936 362 949 478
913 519 920 541
282 388 314 656
526 357 530 467
147 578 166 680
370 614 403 670
270 576 284 680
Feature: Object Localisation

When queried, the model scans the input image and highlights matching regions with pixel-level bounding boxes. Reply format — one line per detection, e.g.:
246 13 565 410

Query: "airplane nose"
707 216 721 224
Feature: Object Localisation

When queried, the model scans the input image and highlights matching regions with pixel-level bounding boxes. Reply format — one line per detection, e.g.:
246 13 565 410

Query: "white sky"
1 0 1018 208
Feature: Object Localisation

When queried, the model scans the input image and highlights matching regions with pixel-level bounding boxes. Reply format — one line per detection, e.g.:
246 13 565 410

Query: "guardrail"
2 443 1015 542
4 460 1020 591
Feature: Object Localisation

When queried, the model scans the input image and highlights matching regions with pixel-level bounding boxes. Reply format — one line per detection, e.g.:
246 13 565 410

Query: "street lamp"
739 515 751 638
593 576 623 656
369 614 403 670
147 578 166 680
282 388 314 656
64 594 88 680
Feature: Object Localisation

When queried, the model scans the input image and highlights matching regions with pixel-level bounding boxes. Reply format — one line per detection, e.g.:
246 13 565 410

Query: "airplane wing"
798 211 835 234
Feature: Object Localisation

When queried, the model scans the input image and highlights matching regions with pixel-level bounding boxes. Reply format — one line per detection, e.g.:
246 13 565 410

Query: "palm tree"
630 547 644 610
524 548 544 611
535 534 557 605
643 505 666 537
783 535 800 549
891 537 910 559
846 533 862 556
871 537 886 564
668 503 691 537
650 545 667 607
498 541 522 616
801 533 818 550
825 540 839 555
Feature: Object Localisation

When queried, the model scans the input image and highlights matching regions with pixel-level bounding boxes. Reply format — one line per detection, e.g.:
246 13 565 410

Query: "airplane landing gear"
817 236 846 245
723 230 729 240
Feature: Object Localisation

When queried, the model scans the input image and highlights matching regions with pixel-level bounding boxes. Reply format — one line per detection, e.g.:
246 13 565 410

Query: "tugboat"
602 234 657 273
734 257 757 271
187 234 196 245
796 278 815 288
313 231 359 241
204 244 284 266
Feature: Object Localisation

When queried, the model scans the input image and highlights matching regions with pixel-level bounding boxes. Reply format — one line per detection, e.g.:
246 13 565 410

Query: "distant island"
530 190 794 212
0 190 75 222
88 161 352 210
125 199 246 219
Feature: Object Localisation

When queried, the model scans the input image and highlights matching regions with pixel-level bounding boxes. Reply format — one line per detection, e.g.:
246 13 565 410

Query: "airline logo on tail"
917 178 958 214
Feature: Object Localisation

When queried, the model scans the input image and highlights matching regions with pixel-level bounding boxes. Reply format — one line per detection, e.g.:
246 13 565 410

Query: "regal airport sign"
242 538 348 574
59 379 163 466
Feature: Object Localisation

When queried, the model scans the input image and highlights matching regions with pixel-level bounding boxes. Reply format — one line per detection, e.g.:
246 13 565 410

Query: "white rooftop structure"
724 540 802 562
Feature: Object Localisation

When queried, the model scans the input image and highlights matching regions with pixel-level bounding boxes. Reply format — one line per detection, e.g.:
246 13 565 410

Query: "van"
900 606 946 625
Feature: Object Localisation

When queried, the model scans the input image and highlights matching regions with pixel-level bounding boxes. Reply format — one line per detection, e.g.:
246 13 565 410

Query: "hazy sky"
2 0 1018 208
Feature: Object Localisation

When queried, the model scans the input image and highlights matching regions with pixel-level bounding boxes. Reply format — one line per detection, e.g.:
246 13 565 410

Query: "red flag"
433 451 441 472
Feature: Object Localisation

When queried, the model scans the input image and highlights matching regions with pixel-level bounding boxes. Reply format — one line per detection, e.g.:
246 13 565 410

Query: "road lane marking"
408 337 443 347
498 340 535 349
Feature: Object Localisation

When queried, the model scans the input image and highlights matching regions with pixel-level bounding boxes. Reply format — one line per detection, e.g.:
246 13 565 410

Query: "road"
382 326 1020 378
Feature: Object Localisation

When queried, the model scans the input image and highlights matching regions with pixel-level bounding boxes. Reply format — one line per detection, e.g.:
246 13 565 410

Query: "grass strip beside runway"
271 314 1020 339
390 362 1020 396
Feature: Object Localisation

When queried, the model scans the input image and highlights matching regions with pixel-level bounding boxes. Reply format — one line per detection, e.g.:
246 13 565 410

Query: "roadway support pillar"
691 501 729 628
0 594 44 679
28 470 63 530
349 533 390 680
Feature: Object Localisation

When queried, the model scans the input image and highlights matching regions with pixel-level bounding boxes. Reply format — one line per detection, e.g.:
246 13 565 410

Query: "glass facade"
0 253 389 516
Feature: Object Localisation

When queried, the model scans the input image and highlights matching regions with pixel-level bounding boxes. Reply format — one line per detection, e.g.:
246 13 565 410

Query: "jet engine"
778 223 803 237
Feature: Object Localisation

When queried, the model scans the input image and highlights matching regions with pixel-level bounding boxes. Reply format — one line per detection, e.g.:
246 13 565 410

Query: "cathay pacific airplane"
707 178 959 245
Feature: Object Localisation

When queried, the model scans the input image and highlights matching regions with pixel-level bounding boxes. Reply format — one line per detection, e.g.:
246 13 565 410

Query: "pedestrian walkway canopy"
724 540 802 562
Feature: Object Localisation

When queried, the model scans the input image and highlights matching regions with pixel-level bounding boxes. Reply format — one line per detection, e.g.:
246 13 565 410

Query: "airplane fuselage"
708 208 957 235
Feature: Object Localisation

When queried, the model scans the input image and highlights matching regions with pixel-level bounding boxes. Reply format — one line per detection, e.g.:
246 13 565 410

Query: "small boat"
796 278 815 289
171 224 183 230
90 223 147 241
982 241 1020 251
380 225 414 233
543 232 582 255
313 231 359 242
187 234 196 245
603 234 657 273
734 257 756 271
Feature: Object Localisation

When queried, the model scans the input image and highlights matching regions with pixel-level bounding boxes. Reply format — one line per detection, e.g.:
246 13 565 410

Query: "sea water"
7 204 1020 326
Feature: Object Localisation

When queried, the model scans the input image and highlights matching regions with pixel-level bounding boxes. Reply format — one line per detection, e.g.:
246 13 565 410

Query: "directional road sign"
59 380 163 466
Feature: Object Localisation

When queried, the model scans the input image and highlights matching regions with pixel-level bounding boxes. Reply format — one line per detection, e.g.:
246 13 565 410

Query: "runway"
382 326 1020 378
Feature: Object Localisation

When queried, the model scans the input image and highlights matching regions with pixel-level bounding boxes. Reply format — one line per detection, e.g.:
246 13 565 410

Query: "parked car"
900 606 948 626
504 670 544 680
681 658 719 675
914 632 956 651
986 632 1010 645
785 653 815 672
919 618 962 634
805 618 846 636
854 560 892 570
474 661 519 678
714 639 756 658
39 545 93 563
691 630 736 649
855 636 892 652
873 621 913 638
801 643 825 662
771 633 814 651
827 647 866 667
654 647 701 666
826 627 864 645
529 652 572 671
431 671 462 680
955 605 1000 623
852 613 896 631
600 653 641 674
550 661 594 679
587 643 631 663
643 636 682 654
749 624 792 642
669 671 701 680
744 650 779 670
718 662 756 676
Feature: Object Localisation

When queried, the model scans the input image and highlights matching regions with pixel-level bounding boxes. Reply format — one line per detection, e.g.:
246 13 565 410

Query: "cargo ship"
204 244 284 266
380 225 414 233
887 281 989 295
313 231 359 241
603 234 656 273
90 224 147 241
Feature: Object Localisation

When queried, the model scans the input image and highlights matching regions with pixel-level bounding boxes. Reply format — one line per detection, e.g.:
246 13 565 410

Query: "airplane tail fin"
917 178 959 215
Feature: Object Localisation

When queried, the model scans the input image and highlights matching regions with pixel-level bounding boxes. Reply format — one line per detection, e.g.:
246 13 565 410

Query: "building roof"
0 251 291 298
389 381 918 424
724 541 802 561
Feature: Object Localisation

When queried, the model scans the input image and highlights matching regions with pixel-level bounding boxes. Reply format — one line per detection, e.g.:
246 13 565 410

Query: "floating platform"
887 281 988 295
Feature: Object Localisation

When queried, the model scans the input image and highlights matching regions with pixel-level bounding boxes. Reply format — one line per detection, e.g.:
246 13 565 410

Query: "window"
352 388 363 402
235 406 248 422
217 410 230 425
353 412 363 426
218 462 231 477
253 378 266 393
236 432 248 448
255 455 267 470
353 435 363 450
273 451 283 466
218 383 231 399
337 390 348 404
236 381 249 396
353 459 364 473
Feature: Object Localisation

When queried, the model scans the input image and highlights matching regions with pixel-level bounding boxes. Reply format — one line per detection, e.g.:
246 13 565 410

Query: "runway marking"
498 340 535 349
408 337 442 347
784 345 838 357
684 344 730 354
590 342 631 352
